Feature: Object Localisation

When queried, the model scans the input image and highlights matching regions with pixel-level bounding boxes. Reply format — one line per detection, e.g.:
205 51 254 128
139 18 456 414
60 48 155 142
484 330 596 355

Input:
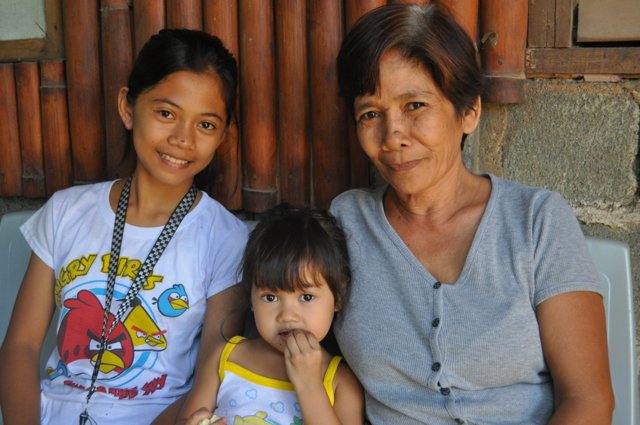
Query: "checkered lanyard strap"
80 177 197 425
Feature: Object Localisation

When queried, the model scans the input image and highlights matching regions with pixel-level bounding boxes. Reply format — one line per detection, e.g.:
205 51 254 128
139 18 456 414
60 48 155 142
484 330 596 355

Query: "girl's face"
118 70 228 190
353 49 480 199
251 266 337 353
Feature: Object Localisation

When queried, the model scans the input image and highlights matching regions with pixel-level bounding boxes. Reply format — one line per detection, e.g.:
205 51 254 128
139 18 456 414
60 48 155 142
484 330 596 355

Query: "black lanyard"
79 177 197 425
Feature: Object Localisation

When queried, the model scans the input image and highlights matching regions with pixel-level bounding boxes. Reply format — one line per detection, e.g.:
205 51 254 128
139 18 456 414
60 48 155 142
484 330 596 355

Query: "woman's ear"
117 87 134 130
462 96 481 135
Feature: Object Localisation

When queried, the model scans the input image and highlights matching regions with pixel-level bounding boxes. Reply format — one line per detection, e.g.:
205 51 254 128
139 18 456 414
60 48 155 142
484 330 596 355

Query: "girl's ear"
117 87 134 130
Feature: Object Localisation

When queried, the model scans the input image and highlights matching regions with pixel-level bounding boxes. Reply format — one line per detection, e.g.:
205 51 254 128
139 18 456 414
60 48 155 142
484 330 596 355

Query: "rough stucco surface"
504 80 638 205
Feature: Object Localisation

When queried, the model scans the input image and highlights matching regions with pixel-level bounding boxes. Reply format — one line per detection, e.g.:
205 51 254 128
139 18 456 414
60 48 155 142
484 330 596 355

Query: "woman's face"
353 50 480 198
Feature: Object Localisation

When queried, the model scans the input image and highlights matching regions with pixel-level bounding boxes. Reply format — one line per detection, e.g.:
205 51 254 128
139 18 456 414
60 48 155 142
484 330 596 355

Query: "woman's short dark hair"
337 2 483 118
123 28 238 189
241 205 351 310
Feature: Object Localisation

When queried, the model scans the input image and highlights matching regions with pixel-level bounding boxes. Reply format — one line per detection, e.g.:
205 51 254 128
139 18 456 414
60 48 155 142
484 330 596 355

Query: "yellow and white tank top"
214 336 342 425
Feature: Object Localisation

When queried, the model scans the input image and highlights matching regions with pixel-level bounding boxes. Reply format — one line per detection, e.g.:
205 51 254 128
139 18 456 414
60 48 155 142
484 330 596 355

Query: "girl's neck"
109 174 199 227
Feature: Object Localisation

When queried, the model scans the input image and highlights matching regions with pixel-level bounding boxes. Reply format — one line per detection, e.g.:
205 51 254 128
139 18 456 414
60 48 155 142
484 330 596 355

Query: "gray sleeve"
531 192 604 306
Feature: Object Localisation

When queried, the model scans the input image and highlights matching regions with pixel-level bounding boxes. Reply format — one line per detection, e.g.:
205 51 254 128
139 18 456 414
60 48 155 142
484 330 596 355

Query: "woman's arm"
538 291 614 424
152 284 246 425
0 253 55 425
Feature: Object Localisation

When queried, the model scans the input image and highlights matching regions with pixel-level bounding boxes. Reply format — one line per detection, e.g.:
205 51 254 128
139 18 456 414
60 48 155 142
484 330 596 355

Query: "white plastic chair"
586 237 639 425
0 210 57 376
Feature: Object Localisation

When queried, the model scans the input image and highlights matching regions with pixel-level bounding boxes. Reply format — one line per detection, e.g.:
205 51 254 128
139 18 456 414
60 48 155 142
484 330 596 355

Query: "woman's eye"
300 294 314 302
358 111 379 122
407 102 425 111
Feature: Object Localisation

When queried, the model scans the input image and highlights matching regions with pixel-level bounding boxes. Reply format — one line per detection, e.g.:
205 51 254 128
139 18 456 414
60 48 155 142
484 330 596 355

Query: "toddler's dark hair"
241 205 351 309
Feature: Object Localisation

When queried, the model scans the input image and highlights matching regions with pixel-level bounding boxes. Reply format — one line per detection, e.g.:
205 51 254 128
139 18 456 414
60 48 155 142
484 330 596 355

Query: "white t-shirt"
21 181 249 424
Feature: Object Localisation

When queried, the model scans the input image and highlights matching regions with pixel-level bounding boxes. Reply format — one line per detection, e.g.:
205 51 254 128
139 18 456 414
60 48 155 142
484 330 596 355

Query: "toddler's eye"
300 294 314 302
262 294 278 302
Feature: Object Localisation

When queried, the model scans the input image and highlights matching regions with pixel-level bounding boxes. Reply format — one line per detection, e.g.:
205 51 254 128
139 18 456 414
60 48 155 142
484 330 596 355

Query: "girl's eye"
300 294 314 302
262 294 278 302
200 121 217 130
158 110 173 119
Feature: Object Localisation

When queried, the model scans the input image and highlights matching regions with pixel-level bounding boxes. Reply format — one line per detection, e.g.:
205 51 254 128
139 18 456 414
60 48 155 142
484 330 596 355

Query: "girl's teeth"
160 153 188 165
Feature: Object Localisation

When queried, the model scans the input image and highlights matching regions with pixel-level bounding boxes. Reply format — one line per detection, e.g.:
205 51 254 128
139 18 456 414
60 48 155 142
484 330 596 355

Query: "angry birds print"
154 283 190 317
123 299 168 351
57 290 134 379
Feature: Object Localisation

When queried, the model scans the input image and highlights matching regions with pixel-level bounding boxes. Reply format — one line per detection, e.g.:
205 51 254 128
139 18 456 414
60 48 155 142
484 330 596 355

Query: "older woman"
330 3 614 424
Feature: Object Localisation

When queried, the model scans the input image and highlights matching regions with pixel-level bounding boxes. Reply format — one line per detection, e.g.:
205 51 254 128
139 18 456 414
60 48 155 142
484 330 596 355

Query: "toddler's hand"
284 329 324 388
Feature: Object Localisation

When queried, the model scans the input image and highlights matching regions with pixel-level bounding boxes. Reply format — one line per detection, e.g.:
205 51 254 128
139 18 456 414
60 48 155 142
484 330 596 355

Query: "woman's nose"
382 115 410 150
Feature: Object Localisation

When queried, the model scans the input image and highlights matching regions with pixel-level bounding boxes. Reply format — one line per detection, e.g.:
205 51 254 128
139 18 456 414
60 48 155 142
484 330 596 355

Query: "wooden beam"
526 47 640 77
554 0 575 48
527 0 555 48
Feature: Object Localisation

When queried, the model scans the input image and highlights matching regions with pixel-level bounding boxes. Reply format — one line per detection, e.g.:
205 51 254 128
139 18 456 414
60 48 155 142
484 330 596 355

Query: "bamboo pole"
275 0 309 207
239 0 277 213
64 0 104 184
133 0 166 54
309 0 349 208
441 0 479 41
166 0 202 30
344 0 386 189
101 0 135 179
0 64 22 196
204 0 241 210
480 0 528 103
40 60 73 195
15 62 46 198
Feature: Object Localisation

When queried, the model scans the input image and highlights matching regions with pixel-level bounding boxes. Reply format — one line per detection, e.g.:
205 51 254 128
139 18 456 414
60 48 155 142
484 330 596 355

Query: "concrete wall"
468 78 640 376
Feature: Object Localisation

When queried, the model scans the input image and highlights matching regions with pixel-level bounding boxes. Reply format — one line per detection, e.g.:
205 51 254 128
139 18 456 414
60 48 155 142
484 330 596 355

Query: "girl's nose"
168 123 193 147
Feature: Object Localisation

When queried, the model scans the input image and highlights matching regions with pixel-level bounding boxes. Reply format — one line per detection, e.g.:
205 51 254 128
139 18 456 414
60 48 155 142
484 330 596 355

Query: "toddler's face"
251 267 336 352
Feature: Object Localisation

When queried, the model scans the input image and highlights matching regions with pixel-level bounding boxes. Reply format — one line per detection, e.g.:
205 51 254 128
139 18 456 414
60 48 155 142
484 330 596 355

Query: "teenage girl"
0 29 249 424
179 207 364 425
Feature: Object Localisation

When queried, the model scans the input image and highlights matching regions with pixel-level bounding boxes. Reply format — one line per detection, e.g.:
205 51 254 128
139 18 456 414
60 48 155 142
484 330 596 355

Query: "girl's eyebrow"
152 97 224 121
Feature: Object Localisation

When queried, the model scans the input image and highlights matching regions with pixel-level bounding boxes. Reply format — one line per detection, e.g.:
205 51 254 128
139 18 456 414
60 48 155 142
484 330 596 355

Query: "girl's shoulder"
187 192 250 235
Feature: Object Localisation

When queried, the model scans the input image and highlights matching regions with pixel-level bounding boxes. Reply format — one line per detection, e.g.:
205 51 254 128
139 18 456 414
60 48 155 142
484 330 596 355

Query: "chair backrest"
586 237 639 425
0 210 57 377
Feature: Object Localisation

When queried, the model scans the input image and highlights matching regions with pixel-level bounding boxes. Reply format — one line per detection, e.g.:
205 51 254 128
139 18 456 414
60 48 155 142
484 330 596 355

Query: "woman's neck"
384 167 488 228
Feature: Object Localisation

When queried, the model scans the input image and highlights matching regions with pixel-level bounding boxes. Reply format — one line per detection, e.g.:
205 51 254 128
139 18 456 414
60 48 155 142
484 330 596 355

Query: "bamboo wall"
0 0 526 213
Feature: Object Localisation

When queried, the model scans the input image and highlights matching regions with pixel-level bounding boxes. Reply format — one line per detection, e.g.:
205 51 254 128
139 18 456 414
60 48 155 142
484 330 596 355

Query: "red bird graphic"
57 290 134 378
